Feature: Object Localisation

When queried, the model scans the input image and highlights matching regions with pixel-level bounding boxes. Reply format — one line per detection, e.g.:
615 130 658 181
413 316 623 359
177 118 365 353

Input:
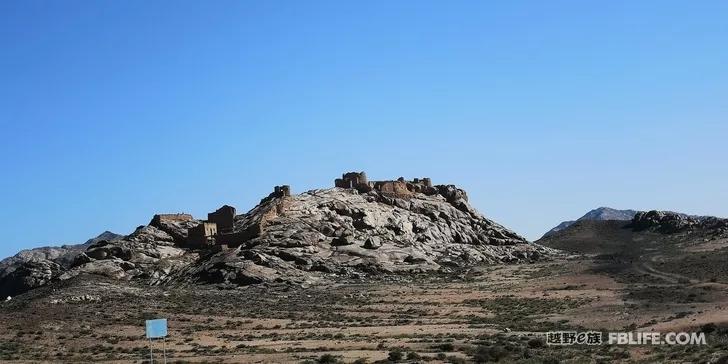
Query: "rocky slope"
537 210 728 254
0 231 122 269
629 210 723 234
537 210 728 286
0 231 122 297
181 186 550 286
541 207 639 238
1 183 552 296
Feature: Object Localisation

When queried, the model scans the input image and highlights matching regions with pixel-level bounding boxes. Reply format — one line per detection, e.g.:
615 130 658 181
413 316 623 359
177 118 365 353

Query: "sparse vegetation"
3 249 728 363
387 349 403 362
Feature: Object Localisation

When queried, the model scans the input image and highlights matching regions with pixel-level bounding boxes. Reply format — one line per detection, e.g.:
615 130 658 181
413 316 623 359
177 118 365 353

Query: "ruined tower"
334 171 371 192
208 205 236 234
334 171 436 198
273 185 291 197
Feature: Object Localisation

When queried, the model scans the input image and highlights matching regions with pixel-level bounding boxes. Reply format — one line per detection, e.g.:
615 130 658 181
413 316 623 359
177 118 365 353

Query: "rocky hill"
537 210 728 255
537 210 728 284
0 173 552 297
0 231 122 268
541 207 639 238
629 210 721 233
0 231 123 297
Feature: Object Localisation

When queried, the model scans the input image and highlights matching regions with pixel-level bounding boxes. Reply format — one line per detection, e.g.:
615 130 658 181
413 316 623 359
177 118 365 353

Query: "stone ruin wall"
335 172 369 189
150 213 193 226
334 172 436 199
273 185 291 197
187 222 218 247
184 185 293 249
208 205 236 234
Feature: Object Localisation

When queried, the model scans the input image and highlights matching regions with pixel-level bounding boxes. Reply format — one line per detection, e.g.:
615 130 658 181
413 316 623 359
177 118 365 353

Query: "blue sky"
1 1 727 259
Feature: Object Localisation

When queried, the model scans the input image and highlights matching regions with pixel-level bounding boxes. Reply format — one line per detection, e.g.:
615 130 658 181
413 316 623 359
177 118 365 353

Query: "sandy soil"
1 257 727 363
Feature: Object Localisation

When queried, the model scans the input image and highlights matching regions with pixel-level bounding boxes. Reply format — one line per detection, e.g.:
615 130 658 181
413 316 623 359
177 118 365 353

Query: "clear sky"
1 1 727 259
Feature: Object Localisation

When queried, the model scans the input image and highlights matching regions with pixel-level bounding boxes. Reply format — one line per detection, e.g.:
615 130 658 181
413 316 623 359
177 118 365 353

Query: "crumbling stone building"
273 185 291 198
334 172 436 198
185 186 292 249
208 205 236 234
335 172 370 191
187 222 218 247
150 213 193 226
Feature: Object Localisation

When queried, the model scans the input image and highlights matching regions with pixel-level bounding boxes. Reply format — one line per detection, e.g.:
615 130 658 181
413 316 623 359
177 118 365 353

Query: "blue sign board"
145 319 168 338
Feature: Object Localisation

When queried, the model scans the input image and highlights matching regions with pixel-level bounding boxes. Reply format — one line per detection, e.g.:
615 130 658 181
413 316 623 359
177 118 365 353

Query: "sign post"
145 319 168 364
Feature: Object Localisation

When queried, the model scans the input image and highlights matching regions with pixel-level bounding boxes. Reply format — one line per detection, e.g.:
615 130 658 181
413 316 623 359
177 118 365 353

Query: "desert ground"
2 248 728 363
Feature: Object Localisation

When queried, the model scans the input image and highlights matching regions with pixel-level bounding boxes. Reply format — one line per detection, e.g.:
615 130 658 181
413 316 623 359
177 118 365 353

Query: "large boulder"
0 231 123 297
0 260 62 297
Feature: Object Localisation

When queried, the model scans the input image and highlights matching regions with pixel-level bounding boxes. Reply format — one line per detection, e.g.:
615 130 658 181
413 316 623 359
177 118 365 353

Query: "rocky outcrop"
63 225 194 285
149 214 198 245
629 210 725 234
0 231 122 297
0 260 62 298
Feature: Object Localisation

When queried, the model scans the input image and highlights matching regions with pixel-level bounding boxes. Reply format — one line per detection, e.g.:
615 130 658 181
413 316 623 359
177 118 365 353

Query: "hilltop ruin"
334 171 437 198
156 172 455 250
1 170 550 299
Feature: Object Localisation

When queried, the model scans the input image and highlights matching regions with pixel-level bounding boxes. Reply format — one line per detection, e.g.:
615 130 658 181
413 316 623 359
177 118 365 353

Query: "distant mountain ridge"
542 207 639 238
